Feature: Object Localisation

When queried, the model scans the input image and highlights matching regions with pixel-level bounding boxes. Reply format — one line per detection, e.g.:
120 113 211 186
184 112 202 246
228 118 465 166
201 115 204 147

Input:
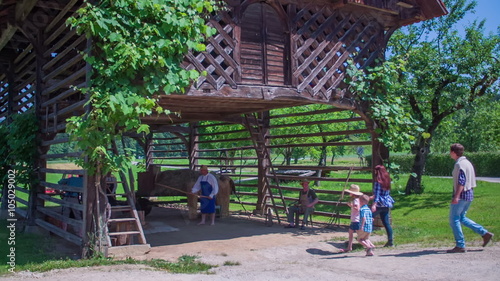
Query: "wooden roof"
0 0 448 127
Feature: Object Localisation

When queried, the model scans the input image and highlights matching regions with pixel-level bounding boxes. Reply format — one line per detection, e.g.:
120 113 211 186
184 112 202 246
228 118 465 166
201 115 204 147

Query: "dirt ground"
4 205 500 281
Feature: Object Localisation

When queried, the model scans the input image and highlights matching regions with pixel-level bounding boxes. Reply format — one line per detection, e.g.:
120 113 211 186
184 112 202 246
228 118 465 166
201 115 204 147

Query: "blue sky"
457 0 500 35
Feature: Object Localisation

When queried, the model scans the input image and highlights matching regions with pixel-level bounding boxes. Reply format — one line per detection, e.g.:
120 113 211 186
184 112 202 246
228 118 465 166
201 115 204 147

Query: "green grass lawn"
388 176 499 246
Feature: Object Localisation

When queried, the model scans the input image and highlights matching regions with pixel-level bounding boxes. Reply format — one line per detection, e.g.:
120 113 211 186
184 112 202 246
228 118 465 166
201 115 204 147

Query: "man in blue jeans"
447 143 493 253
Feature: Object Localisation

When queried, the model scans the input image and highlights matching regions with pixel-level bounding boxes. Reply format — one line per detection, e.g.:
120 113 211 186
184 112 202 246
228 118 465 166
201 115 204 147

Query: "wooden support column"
28 28 47 226
256 111 270 213
0 61 15 211
144 133 153 171
188 122 199 170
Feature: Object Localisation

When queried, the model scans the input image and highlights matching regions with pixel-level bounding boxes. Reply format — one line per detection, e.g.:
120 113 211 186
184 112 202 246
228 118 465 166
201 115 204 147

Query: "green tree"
432 97 500 153
66 0 217 176
387 0 500 194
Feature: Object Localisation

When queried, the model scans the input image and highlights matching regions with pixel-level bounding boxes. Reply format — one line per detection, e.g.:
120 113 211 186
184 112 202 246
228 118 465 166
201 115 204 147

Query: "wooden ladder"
106 141 149 255
244 113 287 224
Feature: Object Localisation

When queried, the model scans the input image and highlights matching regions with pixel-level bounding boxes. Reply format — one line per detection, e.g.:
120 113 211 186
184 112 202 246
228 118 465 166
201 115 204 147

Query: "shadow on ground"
144 205 347 247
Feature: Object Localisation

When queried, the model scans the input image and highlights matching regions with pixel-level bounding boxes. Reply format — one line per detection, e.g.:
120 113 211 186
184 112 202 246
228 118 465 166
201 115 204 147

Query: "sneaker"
384 242 394 247
446 247 466 253
284 224 296 228
482 232 494 247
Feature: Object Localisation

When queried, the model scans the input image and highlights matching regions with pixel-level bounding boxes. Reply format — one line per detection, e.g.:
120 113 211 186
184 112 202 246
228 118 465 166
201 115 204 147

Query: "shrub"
389 152 500 177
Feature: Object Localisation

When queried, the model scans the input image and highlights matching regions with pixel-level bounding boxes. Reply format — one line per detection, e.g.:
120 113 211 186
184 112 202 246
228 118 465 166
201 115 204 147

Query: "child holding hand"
343 184 363 252
358 194 376 256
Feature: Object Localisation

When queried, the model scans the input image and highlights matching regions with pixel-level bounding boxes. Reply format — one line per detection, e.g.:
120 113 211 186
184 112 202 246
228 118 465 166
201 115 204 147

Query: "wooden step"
111 205 133 212
108 231 141 236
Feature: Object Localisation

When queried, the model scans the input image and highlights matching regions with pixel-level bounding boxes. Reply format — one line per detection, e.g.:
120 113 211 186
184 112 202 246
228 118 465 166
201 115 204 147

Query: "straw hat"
345 184 363 196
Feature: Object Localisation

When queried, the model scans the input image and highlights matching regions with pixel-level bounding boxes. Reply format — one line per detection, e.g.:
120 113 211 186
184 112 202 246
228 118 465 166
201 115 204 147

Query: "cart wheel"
137 198 152 216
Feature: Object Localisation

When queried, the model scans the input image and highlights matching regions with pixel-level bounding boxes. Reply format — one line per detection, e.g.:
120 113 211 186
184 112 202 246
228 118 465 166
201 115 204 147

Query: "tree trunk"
314 146 327 186
405 137 431 194
285 147 292 166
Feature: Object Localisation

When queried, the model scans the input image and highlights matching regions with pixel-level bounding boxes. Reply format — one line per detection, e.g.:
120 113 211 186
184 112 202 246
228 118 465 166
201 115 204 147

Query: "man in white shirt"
447 143 493 253
191 165 219 225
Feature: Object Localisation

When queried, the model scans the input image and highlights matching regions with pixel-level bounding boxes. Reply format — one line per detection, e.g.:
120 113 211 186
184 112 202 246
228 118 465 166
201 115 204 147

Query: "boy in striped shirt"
358 194 375 256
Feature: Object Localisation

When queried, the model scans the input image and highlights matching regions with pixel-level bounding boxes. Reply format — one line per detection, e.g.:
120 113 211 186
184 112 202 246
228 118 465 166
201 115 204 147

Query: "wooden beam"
35 218 82 246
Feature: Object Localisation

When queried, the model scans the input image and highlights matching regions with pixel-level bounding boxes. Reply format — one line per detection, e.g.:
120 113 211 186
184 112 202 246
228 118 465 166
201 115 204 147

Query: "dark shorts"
349 222 360 231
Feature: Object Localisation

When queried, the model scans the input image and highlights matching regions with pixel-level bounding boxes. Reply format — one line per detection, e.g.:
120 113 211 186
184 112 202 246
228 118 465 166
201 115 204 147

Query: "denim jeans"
449 200 488 248
287 205 314 225
373 207 393 242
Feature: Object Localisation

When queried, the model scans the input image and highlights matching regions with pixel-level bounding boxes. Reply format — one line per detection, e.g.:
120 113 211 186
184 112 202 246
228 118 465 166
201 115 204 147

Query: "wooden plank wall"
0 1 88 246
35 0 87 245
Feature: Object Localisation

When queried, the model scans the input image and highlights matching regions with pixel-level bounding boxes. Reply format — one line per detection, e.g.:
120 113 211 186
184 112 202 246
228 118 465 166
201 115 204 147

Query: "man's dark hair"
450 143 464 157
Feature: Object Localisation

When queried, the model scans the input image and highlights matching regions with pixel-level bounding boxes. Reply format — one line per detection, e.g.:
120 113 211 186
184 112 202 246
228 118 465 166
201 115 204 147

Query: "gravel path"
3 206 499 281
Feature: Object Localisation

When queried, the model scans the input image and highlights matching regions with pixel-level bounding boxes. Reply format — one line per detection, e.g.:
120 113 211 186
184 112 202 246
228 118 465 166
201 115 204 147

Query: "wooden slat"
41 99 86 121
108 218 137 223
40 168 84 175
151 141 185 146
269 128 371 139
41 122 67 133
38 206 81 228
268 175 373 183
43 54 83 82
38 194 83 211
195 145 255 152
108 231 141 236
35 218 82 246
40 181 83 193
42 35 87 71
272 165 370 171
43 28 78 57
12 86 34 102
15 197 29 206
267 140 372 149
44 0 80 36
151 149 187 153
40 152 81 159
43 67 86 96
41 82 85 107
195 136 250 144
15 208 28 218
270 117 364 128
41 137 70 146
14 186 29 194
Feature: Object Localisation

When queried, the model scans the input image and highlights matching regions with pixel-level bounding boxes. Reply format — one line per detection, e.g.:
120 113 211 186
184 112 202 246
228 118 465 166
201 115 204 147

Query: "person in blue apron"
191 165 219 225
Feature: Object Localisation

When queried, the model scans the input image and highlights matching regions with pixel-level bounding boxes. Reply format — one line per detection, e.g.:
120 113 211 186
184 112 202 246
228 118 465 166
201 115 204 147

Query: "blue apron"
200 180 216 214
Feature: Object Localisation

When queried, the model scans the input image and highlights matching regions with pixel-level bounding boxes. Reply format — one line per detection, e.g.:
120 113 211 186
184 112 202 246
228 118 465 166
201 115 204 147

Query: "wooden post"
28 28 47 226
0 60 15 211
256 111 270 213
188 122 199 170
144 133 153 171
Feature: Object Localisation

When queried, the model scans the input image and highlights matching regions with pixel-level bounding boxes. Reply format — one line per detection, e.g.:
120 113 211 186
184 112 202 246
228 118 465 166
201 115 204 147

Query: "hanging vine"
66 0 219 175
345 58 424 153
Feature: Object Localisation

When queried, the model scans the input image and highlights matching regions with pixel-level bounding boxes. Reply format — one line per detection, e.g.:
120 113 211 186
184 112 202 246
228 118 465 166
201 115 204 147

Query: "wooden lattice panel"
292 5 384 100
183 10 239 90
